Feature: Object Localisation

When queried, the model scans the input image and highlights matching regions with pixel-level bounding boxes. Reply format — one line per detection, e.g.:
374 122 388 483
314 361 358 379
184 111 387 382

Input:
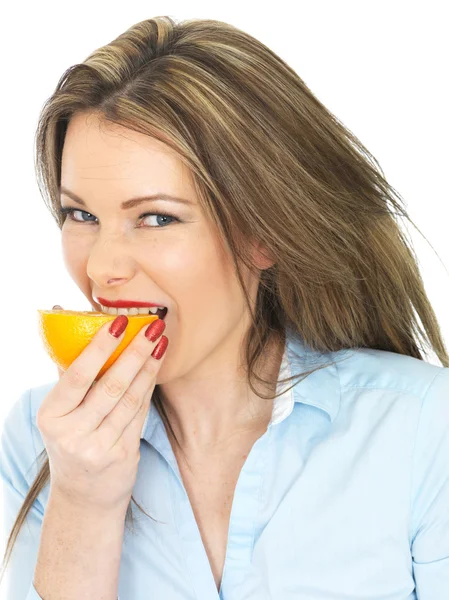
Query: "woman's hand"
36 308 168 513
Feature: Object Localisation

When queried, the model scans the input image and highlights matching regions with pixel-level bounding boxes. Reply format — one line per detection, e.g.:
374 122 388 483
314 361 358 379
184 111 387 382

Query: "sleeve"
0 388 46 600
410 367 449 598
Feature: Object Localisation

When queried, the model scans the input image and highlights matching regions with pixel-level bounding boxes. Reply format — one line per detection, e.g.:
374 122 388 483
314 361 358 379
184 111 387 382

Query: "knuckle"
102 376 125 399
129 343 149 362
82 443 106 468
140 359 156 376
60 436 80 457
96 337 112 355
66 368 90 390
113 444 128 462
120 389 140 411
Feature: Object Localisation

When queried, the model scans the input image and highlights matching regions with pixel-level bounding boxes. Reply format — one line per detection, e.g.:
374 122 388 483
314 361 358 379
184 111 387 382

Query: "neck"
159 331 286 454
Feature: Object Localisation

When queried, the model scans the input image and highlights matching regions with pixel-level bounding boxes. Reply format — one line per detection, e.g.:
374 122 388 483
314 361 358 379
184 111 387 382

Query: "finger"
76 323 167 433
40 315 133 418
103 338 168 450
114 379 153 452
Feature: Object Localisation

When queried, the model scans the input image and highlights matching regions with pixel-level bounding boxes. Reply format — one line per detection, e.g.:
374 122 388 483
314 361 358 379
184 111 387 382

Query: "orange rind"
37 309 160 381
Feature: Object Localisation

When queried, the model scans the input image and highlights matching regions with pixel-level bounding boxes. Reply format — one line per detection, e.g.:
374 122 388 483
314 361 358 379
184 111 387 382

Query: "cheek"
148 240 243 325
149 239 232 296
61 235 89 282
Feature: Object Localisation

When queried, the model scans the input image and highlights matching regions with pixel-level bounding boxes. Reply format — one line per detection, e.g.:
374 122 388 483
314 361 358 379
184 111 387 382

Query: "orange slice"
37 309 160 381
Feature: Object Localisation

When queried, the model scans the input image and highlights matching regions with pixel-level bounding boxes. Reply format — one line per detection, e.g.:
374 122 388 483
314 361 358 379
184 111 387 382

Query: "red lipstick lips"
96 297 165 308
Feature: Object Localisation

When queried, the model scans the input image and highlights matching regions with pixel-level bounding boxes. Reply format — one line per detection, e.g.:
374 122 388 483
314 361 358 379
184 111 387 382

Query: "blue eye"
59 207 180 228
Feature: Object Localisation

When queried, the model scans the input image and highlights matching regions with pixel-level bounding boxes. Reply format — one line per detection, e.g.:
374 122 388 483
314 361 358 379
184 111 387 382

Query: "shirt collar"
141 324 343 441
270 324 343 426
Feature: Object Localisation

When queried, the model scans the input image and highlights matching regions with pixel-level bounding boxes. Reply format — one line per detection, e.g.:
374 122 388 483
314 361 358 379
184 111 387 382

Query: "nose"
86 235 136 288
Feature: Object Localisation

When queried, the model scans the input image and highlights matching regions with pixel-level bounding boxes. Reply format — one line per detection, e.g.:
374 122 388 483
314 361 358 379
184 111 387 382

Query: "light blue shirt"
1 325 449 599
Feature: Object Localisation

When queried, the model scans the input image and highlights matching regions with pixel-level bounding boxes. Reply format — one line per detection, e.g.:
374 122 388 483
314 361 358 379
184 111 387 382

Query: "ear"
250 240 276 271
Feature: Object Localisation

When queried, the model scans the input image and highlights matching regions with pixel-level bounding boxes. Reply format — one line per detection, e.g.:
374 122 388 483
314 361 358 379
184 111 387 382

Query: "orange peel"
37 309 160 381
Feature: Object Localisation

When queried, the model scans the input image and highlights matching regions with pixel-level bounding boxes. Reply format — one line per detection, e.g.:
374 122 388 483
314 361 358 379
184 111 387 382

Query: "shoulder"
334 346 449 494
334 345 447 400
290 332 446 419
330 347 449 521
326 346 449 451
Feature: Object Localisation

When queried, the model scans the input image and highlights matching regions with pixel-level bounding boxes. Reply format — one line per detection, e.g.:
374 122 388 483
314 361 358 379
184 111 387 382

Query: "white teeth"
99 305 166 316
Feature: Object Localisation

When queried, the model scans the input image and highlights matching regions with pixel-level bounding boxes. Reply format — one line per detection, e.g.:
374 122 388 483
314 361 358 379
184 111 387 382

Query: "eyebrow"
59 186 194 209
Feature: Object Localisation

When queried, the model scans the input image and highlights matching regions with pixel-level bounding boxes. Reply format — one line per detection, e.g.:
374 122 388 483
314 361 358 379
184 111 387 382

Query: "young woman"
1 15 448 600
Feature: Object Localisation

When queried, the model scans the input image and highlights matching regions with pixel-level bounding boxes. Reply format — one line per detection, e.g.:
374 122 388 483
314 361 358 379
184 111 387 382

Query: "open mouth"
156 307 168 320
99 306 168 320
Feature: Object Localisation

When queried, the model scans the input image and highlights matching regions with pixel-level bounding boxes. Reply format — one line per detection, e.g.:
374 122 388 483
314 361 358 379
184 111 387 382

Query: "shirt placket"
151 420 272 600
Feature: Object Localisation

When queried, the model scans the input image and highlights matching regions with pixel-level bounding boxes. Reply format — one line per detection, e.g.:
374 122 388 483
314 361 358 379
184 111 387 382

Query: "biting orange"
37 309 160 381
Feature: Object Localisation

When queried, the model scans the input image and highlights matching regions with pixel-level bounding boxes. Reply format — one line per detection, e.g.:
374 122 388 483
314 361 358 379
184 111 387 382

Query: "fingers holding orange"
35 307 169 512
38 308 161 381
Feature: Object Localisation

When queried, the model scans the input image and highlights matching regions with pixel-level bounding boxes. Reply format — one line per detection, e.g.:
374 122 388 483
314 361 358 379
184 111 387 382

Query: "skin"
60 111 285 456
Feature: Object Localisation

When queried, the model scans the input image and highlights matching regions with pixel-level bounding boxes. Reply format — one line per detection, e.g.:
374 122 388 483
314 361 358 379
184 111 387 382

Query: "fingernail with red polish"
109 315 129 338
145 318 166 343
152 335 168 360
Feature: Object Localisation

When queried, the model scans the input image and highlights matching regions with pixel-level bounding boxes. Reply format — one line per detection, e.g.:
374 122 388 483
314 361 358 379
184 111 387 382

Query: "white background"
0 1 448 594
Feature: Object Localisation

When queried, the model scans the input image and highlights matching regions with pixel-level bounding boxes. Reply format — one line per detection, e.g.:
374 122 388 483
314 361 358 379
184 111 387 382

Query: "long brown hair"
1 15 448 585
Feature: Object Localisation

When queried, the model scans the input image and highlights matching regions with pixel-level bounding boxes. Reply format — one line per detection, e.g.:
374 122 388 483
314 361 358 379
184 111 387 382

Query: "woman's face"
60 112 273 383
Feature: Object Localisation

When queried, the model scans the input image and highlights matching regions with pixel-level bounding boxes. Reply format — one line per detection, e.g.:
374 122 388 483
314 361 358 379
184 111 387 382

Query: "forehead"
61 112 195 198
